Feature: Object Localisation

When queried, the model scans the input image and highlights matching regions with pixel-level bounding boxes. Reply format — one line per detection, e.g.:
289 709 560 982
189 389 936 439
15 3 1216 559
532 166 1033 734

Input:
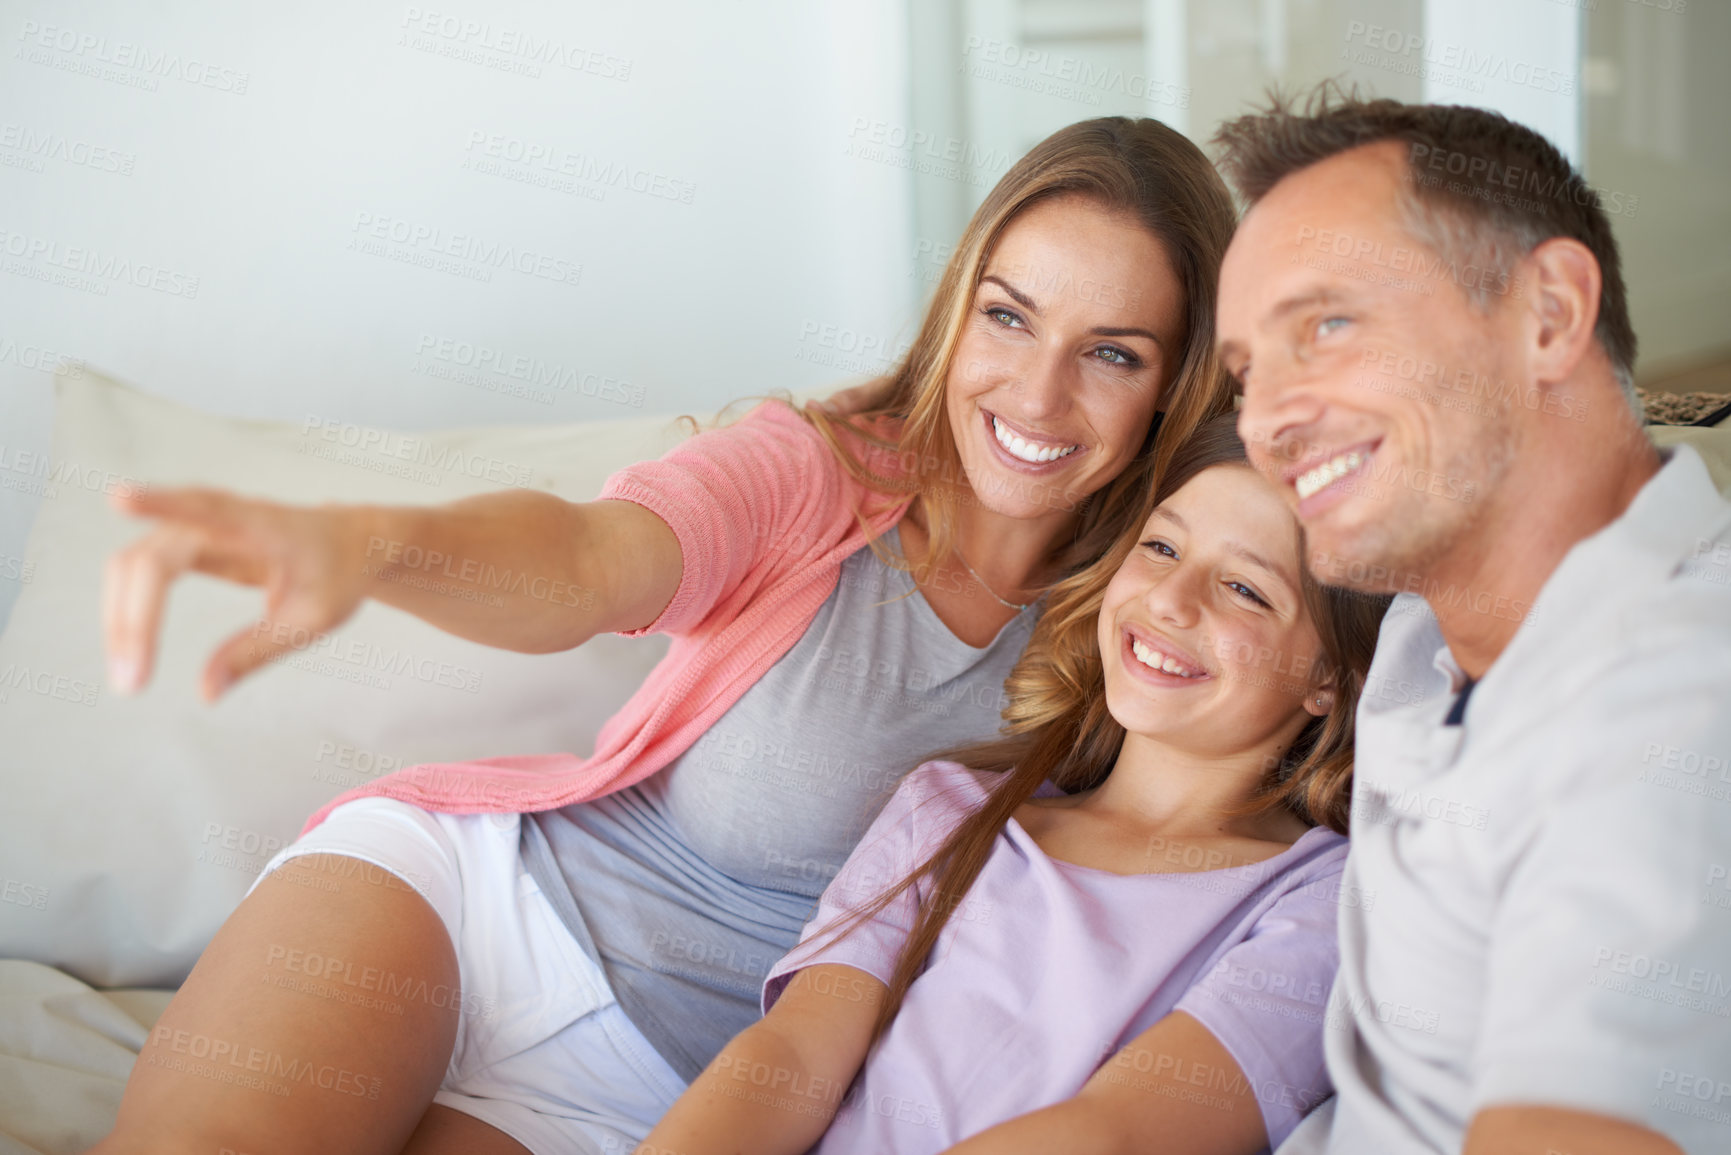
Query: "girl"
641 417 1389 1155
93 118 1237 1155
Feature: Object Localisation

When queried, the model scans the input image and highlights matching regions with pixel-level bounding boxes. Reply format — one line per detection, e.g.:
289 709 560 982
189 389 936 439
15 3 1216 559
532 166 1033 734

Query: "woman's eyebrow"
980 274 1041 315
1092 324 1161 346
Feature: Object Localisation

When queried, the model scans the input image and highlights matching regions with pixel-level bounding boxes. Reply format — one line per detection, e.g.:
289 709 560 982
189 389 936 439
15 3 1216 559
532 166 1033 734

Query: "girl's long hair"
800 115 1240 586
827 415 1391 1047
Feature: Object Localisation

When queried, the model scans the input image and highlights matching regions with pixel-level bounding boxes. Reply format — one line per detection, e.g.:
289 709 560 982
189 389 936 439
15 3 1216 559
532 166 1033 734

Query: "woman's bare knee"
96 853 463 1155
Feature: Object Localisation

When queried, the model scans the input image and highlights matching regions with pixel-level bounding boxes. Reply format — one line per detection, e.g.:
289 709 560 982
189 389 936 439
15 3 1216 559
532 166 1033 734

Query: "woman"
642 418 1389 1155
94 117 1237 1155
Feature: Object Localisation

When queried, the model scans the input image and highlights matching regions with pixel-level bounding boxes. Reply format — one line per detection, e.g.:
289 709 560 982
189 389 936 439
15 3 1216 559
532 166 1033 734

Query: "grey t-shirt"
523 526 1037 1082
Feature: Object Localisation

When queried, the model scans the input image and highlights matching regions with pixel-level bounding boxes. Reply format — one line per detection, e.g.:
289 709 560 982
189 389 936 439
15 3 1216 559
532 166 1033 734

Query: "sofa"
0 368 1727 1152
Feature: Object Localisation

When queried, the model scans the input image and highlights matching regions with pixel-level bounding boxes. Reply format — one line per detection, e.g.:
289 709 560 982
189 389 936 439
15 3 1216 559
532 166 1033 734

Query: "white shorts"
248 797 688 1155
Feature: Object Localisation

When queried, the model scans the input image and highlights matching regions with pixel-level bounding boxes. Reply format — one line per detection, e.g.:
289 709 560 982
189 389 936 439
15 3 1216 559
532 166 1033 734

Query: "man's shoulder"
1469 623 1731 810
1475 468 1731 727
1528 555 1731 710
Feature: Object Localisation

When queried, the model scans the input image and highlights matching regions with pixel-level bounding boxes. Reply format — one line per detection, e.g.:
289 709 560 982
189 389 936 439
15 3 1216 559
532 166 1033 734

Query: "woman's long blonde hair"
826 416 1391 1047
803 115 1240 586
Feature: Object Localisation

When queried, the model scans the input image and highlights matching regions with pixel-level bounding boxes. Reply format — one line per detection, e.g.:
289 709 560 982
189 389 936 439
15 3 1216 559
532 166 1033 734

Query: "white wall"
1422 0 1581 162
1584 0 1730 378
0 0 919 627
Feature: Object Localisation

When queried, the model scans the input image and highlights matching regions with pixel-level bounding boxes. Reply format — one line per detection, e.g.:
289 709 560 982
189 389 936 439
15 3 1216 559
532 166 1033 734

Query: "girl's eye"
1227 580 1269 608
1093 345 1141 368
985 306 1025 329
1141 538 1177 559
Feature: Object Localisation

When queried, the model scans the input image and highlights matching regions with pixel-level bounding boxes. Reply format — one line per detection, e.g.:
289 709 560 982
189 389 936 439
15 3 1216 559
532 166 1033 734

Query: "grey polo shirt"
1281 444 1731 1154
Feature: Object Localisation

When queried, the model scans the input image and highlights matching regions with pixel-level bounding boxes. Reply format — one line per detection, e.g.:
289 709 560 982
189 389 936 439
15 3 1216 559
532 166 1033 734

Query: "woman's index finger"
108 484 247 528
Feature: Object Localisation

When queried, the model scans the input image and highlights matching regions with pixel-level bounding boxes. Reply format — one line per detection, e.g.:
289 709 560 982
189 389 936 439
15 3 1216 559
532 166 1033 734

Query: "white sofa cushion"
0 368 693 987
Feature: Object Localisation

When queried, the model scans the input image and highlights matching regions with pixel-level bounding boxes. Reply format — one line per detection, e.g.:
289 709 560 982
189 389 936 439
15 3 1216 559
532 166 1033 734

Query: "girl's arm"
636 964 886 1155
938 1011 1269 1155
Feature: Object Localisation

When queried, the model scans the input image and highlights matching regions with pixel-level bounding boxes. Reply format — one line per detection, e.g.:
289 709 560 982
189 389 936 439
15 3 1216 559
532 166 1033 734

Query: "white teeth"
1130 638 1202 679
1295 449 1367 501
993 416 1079 465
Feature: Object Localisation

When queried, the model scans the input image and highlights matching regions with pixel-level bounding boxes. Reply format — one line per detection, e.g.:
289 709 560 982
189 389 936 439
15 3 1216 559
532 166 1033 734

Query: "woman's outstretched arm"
938 1011 1269 1155
636 964 884 1155
103 486 679 700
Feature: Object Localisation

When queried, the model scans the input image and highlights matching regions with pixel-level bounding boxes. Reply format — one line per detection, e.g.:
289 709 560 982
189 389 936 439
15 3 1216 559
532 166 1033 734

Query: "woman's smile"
981 409 1087 472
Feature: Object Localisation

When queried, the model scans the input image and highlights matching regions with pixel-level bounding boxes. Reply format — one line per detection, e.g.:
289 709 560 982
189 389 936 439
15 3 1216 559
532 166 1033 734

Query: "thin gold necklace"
951 544 1032 611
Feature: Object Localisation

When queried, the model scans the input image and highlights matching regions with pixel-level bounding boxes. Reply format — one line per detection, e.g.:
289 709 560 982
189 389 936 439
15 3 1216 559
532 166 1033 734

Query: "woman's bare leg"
88 853 462 1155
399 1105 534 1155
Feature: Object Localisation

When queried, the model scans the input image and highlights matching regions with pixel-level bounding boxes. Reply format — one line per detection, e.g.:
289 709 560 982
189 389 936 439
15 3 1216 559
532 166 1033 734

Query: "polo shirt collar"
1497 443 1730 678
1359 444 1729 776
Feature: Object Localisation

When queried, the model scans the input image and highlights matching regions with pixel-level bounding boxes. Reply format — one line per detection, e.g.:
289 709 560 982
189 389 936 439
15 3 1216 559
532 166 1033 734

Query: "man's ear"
1520 236 1602 388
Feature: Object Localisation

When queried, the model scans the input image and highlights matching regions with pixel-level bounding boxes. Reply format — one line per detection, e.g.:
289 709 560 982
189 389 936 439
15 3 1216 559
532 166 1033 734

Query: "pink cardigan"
302 401 913 835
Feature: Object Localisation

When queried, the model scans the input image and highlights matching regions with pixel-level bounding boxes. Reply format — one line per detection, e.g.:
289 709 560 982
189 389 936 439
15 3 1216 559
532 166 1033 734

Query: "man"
1217 89 1731 1154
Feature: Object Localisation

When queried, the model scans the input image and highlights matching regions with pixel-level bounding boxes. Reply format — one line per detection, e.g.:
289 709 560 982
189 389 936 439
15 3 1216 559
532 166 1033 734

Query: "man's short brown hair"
1213 83 1638 405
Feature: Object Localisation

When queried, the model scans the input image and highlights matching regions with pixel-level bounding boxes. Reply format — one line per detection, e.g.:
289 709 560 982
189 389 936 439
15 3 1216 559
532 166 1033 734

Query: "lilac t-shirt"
762 760 1349 1154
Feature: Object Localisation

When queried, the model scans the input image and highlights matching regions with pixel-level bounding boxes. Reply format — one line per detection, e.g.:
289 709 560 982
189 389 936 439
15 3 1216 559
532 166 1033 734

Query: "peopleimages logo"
145 1028 381 1099
0 444 148 501
414 334 645 408
844 118 1013 189
1342 21 1575 96
347 212 583 288
14 20 251 94
0 228 200 298
249 619 485 695
1293 225 1521 299
960 36 1189 110
298 415 535 488
462 131 695 205
0 337 84 377
0 122 136 174
1408 143 1639 220
397 7 633 81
